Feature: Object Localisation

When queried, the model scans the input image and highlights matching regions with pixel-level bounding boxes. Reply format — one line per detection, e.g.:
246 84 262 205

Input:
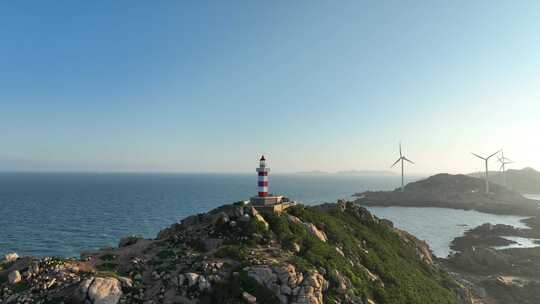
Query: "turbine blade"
471 152 486 160
487 150 501 160
399 143 402 158
403 157 415 164
391 158 401 168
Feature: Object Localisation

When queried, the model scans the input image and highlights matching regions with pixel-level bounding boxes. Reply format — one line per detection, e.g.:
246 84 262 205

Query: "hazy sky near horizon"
1 1 539 174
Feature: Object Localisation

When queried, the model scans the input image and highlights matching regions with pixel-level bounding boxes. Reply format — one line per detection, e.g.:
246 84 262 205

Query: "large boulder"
2 252 19 263
8 270 22 284
80 277 123 304
118 235 143 247
247 207 269 230
185 273 200 287
246 264 327 304
242 291 257 304
305 223 328 243
286 215 327 243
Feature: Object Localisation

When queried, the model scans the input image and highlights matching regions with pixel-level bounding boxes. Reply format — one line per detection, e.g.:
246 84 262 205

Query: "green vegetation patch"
262 205 459 304
96 262 119 272
11 281 31 293
214 245 249 261
100 253 117 261
156 249 176 260
200 271 280 304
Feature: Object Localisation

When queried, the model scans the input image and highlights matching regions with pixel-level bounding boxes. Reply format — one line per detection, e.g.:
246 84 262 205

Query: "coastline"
0 200 471 304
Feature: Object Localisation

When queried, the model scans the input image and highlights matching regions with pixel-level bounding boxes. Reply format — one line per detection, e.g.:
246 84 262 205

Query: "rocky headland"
469 167 540 195
0 201 473 304
354 173 539 216
356 173 540 303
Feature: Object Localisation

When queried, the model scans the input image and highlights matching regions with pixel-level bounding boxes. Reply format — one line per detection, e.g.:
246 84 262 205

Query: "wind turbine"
471 150 500 194
391 143 414 192
498 150 514 188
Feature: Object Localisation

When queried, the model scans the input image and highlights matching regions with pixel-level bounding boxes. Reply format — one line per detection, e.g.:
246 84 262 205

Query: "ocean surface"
0 172 403 257
0 173 538 258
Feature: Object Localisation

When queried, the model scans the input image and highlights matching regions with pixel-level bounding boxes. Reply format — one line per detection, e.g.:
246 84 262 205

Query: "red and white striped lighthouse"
256 155 269 197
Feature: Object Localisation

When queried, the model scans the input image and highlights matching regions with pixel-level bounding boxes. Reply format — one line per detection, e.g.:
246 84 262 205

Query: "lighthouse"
250 155 295 213
256 155 269 197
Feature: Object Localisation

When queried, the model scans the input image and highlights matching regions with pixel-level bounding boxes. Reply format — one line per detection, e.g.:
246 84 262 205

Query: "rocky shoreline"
0 200 474 304
355 173 540 303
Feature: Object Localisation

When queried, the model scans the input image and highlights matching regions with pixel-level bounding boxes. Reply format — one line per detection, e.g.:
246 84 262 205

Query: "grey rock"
2 252 19 263
8 270 22 284
242 291 257 304
80 277 123 304
185 273 200 287
198 276 211 291
118 235 143 247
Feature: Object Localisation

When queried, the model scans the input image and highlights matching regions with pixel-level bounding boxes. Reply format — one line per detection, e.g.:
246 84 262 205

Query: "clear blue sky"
1 1 539 173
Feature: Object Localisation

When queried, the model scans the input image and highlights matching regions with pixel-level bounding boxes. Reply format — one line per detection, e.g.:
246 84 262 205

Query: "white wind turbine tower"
391 143 415 192
471 150 501 194
498 150 514 188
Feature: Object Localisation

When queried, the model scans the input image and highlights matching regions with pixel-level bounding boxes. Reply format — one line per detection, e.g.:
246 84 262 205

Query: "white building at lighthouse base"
250 195 296 214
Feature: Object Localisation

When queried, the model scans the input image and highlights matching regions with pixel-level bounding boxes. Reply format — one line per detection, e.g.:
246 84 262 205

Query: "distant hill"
337 170 398 176
469 167 540 194
295 170 398 176
355 173 539 216
294 170 330 175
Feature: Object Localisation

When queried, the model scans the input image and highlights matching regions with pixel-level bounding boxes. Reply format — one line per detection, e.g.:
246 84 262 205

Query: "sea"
0 173 538 258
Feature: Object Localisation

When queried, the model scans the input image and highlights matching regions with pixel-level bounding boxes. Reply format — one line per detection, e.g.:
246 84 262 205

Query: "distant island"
354 173 539 216
469 167 540 194
295 170 399 176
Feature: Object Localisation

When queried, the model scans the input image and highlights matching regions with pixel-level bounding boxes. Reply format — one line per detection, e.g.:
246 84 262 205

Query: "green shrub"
100 253 116 261
214 245 248 261
11 281 30 293
283 205 458 304
156 249 176 260
96 262 118 272
200 271 280 304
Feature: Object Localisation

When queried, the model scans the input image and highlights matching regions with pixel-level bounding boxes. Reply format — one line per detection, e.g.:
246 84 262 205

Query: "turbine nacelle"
471 150 501 194
471 150 500 161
